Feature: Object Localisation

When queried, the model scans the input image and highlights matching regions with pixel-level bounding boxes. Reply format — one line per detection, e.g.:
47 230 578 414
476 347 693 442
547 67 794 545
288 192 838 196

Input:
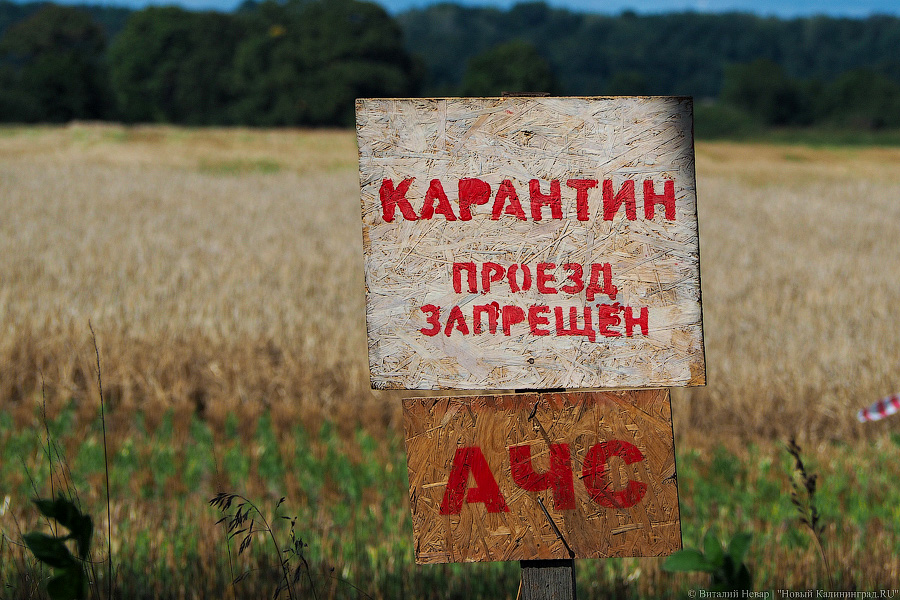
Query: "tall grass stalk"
787 437 833 590
209 493 302 600
89 322 114 599
38 372 103 600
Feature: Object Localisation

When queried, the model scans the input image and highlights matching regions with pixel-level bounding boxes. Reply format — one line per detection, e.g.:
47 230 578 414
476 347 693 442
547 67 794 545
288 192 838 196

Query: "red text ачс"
439 441 648 515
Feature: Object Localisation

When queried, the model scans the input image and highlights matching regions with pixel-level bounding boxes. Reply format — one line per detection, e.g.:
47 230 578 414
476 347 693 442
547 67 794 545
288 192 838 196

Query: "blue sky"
378 0 900 18
36 0 900 17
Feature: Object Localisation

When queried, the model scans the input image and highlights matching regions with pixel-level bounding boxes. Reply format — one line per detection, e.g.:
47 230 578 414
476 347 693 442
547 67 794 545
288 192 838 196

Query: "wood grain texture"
521 560 576 600
357 97 704 390
403 389 681 564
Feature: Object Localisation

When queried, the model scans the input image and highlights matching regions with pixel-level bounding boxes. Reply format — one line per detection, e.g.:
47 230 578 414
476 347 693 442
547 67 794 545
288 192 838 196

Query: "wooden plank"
521 560 576 600
356 96 705 390
403 389 681 564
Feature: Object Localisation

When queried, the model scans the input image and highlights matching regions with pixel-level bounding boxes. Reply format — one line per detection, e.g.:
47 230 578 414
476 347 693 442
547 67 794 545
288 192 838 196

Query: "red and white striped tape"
858 394 900 423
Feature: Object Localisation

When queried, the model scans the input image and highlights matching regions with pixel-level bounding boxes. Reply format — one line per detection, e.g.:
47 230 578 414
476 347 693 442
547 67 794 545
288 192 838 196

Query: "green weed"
23 496 93 600
786 438 833 589
662 529 753 591
6 400 900 596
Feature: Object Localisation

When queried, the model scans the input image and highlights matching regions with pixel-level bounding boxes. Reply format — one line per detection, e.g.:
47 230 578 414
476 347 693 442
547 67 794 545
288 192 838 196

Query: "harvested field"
2 124 900 596
2 124 898 442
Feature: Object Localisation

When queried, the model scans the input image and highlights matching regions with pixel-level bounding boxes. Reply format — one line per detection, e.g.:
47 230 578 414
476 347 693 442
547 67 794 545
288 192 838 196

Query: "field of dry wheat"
2 124 899 442
2 124 900 596
0 125 382 436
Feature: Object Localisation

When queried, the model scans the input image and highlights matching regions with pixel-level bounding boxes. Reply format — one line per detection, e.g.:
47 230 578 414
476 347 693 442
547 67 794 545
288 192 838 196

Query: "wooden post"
520 560 576 600
516 389 576 600
360 96 698 598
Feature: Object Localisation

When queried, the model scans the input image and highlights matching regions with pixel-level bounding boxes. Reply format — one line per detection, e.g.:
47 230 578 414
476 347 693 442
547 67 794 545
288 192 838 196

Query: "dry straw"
1 125 899 443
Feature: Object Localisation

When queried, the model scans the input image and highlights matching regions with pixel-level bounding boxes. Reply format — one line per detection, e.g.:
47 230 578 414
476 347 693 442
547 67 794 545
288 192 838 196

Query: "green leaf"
33 496 80 529
32 496 93 560
703 530 725 566
661 549 715 573
727 532 753 565
22 533 77 569
47 568 86 600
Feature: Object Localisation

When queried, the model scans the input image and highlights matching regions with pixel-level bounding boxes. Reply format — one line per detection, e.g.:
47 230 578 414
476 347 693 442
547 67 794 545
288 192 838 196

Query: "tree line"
400 3 900 131
0 0 419 125
1 0 899 130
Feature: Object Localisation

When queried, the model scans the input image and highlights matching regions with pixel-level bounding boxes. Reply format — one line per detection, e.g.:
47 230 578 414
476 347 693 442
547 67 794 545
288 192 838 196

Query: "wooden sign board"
357 97 705 390
403 389 681 563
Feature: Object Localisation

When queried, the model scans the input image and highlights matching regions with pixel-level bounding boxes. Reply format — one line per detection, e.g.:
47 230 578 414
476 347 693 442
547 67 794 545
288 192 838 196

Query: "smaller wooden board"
403 389 681 564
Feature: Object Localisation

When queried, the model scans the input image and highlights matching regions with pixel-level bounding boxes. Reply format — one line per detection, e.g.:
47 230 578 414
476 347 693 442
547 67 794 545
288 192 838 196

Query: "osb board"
357 97 705 390
403 389 681 563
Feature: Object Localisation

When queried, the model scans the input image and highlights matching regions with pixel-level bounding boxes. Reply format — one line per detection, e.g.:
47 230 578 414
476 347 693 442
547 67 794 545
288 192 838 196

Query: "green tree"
231 0 420 127
605 71 649 95
720 59 812 126
108 7 243 124
0 0 41 39
459 39 558 96
399 5 900 102
819 68 900 129
0 5 110 122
